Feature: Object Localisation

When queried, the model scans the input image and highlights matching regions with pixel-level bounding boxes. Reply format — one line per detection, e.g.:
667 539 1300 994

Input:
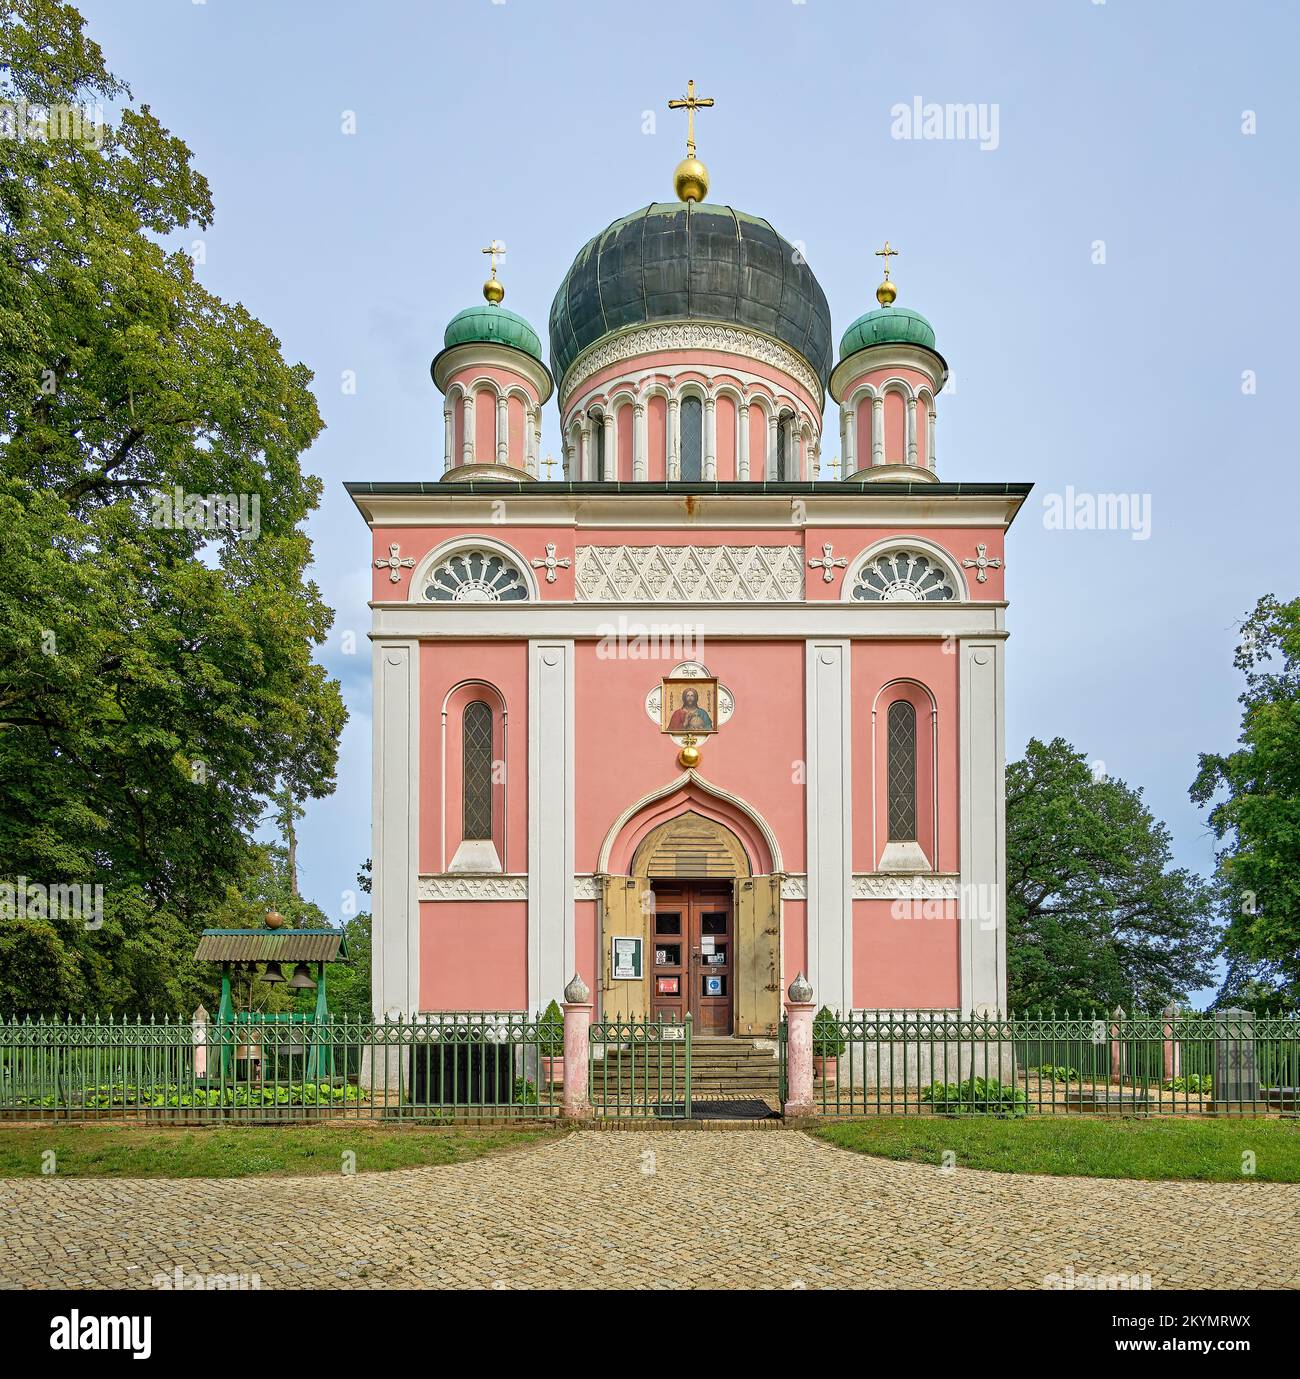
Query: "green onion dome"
838 305 937 359
443 303 544 363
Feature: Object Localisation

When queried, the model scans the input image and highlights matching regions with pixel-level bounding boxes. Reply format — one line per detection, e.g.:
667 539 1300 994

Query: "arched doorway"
598 799 783 1036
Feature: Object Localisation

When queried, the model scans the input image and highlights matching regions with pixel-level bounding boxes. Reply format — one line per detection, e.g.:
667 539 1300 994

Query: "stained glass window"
680 396 703 480
887 699 917 841
462 700 494 841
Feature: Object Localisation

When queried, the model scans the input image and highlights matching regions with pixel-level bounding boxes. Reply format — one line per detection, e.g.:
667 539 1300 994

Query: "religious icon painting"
659 676 719 735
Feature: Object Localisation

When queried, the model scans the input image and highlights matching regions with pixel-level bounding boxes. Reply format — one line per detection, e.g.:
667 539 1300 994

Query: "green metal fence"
0 1012 567 1123
588 1013 692 1119
801 1009 1300 1118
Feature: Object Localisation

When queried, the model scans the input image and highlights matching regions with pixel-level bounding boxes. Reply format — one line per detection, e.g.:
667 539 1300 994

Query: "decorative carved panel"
575 545 805 602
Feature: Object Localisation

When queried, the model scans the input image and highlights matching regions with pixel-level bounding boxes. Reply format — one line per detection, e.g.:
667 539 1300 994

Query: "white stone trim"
528 640 575 1009
351 491 1027 532
371 602 1007 641
419 874 527 901
559 319 824 412
958 639 1006 1014
805 641 853 1012
574 544 805 602
433 341 553 404
781 873 961 901
594 768 784 876
418 874 605 903
829 343 946 403
372 641 420 1016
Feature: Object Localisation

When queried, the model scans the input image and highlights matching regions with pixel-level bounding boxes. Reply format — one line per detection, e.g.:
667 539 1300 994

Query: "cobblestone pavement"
2 1130 1297 1290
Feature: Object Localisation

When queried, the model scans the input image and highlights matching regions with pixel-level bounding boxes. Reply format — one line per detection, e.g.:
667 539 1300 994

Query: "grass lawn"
810 1115 1300 1182
0 1123 564 1178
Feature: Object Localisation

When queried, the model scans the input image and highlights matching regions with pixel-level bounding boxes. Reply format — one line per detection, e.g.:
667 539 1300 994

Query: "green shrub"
513 1077 539 1105
921 1077 1029 1116
813 1006 846 1059
538 999 564 1056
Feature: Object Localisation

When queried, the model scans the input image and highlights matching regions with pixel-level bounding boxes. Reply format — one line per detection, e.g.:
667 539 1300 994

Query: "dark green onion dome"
549 202 833 391
443 303 544 363
839 305 936 359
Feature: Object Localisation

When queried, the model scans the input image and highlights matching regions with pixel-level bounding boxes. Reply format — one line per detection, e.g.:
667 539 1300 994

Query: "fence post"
192 1004 209 1079
783 972 816 1118
1109 1005 1125 1083
562 973 593 1120
1162 1001 1180 1082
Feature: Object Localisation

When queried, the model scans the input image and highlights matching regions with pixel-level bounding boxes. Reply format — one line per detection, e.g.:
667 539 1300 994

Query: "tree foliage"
1006 738 1218 1011
0 1 345 1012
1191 594 1300 999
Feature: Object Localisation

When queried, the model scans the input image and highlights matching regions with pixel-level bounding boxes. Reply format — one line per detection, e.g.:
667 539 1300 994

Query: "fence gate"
588 1013 692 1119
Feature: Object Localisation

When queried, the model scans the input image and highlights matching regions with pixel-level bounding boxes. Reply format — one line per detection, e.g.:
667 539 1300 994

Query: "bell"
288 962 316 990
261 960 285 984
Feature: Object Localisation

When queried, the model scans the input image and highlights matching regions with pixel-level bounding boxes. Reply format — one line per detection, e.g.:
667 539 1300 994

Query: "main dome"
548 202 833 392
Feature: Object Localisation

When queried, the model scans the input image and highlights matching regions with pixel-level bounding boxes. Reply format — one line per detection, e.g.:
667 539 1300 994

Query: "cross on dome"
667 79 716 203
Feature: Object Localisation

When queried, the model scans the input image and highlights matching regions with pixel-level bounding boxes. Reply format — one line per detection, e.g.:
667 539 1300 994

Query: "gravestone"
1214 1008 1257 1109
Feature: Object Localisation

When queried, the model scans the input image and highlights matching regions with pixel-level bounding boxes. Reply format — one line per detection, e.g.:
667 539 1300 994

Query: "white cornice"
830 343 947 403
369 602 1008 639
350 491 1027 530
432 341 554 404
559 319 825 412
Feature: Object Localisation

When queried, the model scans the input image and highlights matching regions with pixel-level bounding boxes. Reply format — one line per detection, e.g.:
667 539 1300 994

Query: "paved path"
2 1131 1296 1290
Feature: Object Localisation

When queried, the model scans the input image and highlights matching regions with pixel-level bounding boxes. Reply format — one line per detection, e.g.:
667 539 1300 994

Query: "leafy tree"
1192 594 1300 998
1006 738 1218 1011
0 1 345 1012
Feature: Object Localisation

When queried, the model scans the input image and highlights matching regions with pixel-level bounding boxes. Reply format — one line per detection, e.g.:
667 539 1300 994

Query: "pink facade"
357 199 1025 1031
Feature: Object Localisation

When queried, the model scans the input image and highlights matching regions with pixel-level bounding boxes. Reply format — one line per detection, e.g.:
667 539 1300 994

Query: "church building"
348 85 1029 1035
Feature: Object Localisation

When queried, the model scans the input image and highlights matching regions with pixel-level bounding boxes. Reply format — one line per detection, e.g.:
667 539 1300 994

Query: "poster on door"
611 936 643 980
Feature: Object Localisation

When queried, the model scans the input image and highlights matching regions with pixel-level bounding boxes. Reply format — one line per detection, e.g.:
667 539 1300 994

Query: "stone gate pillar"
784 972 816 1118
562 973 593 1120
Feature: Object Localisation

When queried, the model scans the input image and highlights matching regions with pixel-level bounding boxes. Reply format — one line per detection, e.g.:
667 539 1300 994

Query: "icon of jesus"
667 686 714 733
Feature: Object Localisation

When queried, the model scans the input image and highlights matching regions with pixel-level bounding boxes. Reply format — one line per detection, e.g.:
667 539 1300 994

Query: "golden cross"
481 239 505 278
668 79 714 158
542 454 556 480
874 240 899 279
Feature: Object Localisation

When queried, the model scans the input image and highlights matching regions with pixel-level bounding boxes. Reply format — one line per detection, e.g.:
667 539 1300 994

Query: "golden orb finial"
668 80 715 202
673 156 709 203
481 239 506 304
676 734 702 770
874 240 899 306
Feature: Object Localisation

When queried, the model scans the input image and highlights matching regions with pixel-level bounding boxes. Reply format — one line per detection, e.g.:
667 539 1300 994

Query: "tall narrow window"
590 413 605 481
462 700 494 840
775 415 789 481
680 396 703 480
886 700 917 841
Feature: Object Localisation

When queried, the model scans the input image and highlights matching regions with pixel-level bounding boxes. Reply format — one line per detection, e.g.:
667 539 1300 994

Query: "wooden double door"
649 882 734 1035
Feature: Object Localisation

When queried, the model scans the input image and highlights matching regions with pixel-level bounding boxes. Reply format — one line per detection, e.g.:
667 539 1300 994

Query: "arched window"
776 411 799 480
887 700 917 841
680 396 703 480
423 547 530 602
461 700 494 841
851 549 957 602
589 411 605 480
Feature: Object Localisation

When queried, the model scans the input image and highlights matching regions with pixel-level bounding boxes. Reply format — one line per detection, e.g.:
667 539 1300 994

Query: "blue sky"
77 0 1299 1000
